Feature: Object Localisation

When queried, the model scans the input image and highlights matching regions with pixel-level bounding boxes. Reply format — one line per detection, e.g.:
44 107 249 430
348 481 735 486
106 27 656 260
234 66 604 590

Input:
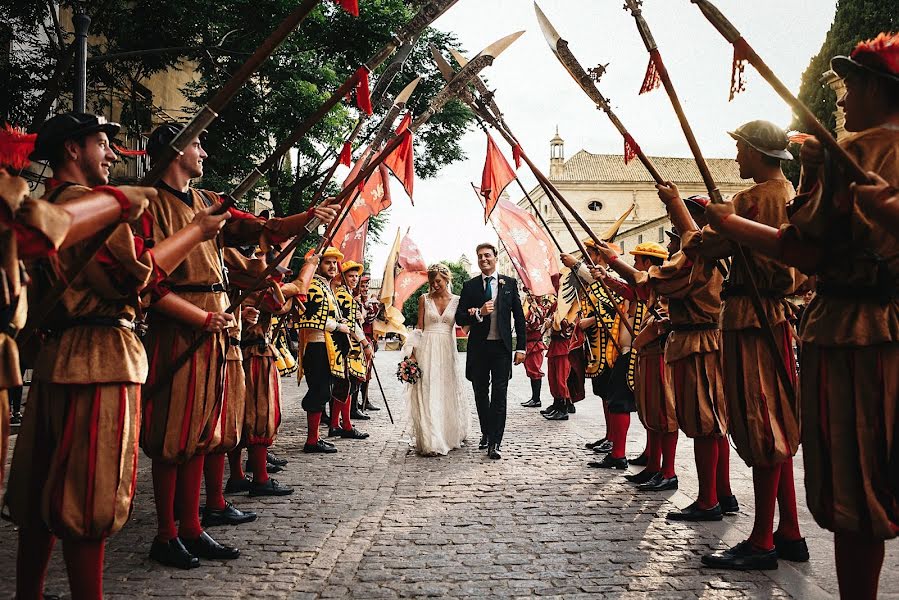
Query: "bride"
404 264 469 456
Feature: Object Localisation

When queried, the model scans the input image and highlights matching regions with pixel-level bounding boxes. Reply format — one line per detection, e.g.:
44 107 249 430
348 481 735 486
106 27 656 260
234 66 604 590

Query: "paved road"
0 349 896 598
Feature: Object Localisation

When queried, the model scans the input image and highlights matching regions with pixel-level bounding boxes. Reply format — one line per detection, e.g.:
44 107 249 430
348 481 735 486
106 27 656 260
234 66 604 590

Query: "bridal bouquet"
396 357 422 385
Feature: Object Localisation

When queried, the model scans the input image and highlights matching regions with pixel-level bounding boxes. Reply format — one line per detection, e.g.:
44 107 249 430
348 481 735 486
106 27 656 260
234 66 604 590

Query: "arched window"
587 200 603 212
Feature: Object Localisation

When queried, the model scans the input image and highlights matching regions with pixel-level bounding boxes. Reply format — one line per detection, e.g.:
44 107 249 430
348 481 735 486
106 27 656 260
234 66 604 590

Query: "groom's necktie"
484 275 494 301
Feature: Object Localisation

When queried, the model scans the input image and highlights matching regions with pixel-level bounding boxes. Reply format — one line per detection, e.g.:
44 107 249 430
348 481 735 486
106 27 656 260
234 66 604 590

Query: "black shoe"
588 455 628 470
488 444 502 460
304 440 338 453
339 427 370 440
364 403 381 411
638 475 679 492
540 404 561 415
9 411 22 425
267 452 288 467
773 532 810 562
720 494 740 515
249 478 295 497
702 540 778 571
149 537 200 569
585 438 607 450
181 531 240 560
351 409 371 421
567 403 576 414
592 440 614 454
478 435 489 450
320 439 336 448
201 502 257 527
667 502 723 521
328 426 342 438
520 398 542 408
628 452 649 466
266 463 283 474
544 410 569 421
624 470 659 485
224 476 253 495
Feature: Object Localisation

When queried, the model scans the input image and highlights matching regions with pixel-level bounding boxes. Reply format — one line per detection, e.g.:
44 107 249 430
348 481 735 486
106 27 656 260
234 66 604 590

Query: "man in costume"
329 260 372 439
659 120 806 570
520 294 551 408
297 247 355 453
542 303 576 421
139 123 336 569
703 34 899 594
5 112 229 598
357 272 382 413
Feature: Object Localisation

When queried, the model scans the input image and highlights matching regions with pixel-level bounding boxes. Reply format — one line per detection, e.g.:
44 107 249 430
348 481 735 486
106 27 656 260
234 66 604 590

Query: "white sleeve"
576 262 594 283
325 318 339 332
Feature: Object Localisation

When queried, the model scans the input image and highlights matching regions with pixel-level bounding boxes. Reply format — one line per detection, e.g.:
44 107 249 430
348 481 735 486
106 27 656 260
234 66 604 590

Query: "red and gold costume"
523 298 549 380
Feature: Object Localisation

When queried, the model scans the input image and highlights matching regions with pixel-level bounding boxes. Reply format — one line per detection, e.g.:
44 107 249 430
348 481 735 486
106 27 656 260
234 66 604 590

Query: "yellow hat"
321 246 344 261
583 238 622 255
341 260 363 274
629 242 668 260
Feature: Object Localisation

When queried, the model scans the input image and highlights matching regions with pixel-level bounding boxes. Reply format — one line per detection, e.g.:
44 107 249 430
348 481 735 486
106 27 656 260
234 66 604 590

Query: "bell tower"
549 126 564 179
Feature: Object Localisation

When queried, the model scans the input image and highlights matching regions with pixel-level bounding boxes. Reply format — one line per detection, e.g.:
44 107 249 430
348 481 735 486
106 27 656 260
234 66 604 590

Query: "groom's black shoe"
488 444 502 460
478 435 489 450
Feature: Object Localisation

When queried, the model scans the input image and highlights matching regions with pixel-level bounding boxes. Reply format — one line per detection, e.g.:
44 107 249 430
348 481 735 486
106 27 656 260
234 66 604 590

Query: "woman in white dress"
404 264 469 456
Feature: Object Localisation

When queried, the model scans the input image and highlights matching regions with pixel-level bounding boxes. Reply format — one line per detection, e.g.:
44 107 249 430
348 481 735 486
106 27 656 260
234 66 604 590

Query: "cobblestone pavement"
1 350 896 599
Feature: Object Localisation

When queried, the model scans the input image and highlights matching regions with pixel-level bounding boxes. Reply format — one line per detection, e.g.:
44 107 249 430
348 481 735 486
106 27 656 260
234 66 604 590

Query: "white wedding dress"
404 294 469 456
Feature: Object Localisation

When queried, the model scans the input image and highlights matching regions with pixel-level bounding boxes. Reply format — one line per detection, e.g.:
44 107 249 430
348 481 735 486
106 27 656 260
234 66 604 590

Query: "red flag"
332 0 359 17
393 231 428 308
729 38 751 101
623 133 640 165
639 52 662 95
480 132 516 223
489 197 559 297
512 144 523 169
384 113 414 200
337 219 368 263
338 141 352 166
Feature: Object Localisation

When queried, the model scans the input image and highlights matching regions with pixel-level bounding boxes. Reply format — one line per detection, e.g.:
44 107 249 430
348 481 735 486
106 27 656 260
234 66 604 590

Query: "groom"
456 243 526 459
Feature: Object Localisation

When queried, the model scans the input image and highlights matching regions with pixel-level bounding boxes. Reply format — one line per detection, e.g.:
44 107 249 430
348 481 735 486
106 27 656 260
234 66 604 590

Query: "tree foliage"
401 260 470 325
3 0 474 216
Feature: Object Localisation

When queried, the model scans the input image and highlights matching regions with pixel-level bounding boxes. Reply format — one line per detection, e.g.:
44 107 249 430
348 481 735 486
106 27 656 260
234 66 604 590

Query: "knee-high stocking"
340 395 353 431
693 436 719 509
151 460 178 542
643 430 661 474
306 412 321 445
660 431 678 478
716 436 733 498
248 444 269 485
16 527 55 600
602 400 610 440
330 397 342 429
227 448 245 481
177 455 205 540
774 457 802 541
748 464 781 551
609 413 630 459
530 378 542 402
835 532 884 600
62 539 104 600
203 453 227 511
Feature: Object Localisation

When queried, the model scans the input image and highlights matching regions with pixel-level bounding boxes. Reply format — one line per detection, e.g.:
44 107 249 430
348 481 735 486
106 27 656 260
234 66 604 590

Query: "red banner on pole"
479 132 516 223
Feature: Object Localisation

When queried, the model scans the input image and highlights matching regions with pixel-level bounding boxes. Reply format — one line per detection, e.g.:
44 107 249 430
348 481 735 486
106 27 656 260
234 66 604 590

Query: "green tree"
4 1 473 214
786 0 899 182
401 260 469 325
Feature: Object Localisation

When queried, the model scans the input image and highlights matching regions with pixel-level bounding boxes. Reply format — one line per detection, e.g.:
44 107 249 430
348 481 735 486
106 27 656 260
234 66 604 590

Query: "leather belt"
240 337 272 349
720 285 783 300
670 322 719 332
52 316 135 333
169 282 228 293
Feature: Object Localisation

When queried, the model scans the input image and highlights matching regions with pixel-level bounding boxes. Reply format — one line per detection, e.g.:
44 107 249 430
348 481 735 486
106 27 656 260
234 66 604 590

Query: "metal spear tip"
474 30 525 61
394 76 421 106
534 3 562 50
430 45 456 80
448 47 469 68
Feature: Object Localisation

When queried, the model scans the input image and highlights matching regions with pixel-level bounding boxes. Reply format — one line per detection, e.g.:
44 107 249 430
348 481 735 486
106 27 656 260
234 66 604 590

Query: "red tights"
330 397 353 431
16 530 105 600
203 453 227 511
835 532 884 600
608 412 630 459
641 430 678 478
248 444 270 484
227 448 245 481
306 411 322 445
692 435 733 509
748 458 801 551
152 455 205 543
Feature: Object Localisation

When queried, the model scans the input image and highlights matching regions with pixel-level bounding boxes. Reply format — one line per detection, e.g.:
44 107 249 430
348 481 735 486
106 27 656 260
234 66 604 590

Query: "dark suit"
455 273 526 446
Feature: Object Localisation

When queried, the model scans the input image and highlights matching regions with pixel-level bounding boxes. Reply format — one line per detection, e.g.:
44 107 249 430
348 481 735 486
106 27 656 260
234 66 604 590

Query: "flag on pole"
393 232 428 308
375 229 408 337
479 132 516 223
488 196 559 297
384 112 415 200
337 220 368 264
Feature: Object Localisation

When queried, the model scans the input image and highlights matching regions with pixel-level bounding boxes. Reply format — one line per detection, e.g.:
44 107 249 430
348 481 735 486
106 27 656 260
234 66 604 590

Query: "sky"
362 0 837 279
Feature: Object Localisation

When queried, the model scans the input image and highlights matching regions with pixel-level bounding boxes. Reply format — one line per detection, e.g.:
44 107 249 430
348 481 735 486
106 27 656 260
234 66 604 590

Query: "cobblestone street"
1 349 896 599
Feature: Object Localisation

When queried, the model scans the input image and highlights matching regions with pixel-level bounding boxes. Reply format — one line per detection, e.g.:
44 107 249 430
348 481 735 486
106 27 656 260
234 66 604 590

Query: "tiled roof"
553 150 745 185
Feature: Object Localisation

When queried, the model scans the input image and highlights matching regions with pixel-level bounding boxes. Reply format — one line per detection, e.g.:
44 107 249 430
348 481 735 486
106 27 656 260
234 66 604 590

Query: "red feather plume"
851 31 899 76
0 124 36 170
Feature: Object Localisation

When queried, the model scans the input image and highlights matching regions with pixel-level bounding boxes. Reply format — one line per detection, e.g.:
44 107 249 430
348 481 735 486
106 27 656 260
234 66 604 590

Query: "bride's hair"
427 263 452 288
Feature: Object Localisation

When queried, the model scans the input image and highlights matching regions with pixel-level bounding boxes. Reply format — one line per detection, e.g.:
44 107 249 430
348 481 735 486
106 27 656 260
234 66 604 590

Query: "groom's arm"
509 278 527 354
455 282 477 327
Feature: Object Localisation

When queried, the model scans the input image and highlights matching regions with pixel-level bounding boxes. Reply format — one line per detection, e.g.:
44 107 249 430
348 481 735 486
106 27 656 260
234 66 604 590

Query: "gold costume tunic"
581 280 621 378
783 126 899 540
335 285 367 381
699 180 803 467
297 275 346 380
637 231 727 438
0 171 71 498
7 182 156 540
